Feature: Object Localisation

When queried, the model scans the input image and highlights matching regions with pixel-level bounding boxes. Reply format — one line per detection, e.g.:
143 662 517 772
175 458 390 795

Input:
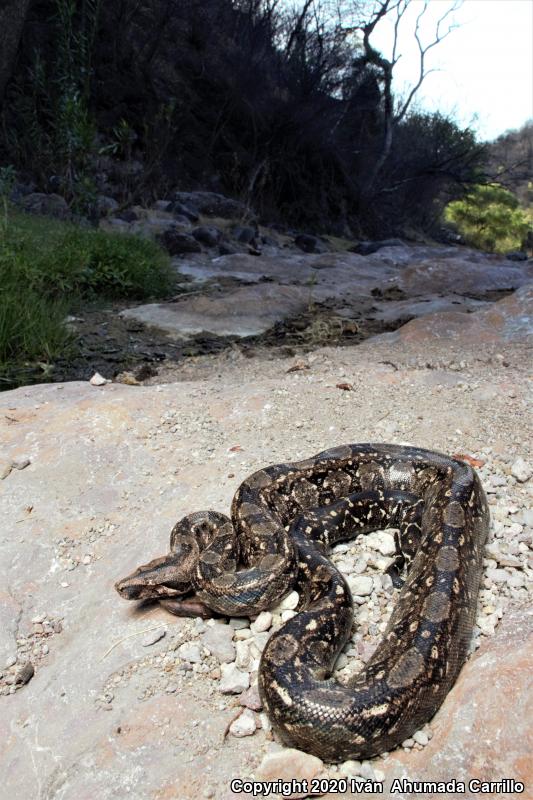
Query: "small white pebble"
413 730 429 746
251 611 272 633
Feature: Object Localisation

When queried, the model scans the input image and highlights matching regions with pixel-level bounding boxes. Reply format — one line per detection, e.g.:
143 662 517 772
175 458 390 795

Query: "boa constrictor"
116 443 489 761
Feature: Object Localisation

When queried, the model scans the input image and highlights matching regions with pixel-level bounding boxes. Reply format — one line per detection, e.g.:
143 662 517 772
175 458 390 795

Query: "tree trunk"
0 0 32 106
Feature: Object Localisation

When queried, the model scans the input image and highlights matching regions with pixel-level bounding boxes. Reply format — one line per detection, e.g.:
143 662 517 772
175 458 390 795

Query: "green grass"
0 207 174 386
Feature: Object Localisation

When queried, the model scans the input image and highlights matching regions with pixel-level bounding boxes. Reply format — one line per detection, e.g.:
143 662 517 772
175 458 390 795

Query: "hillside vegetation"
1 0 485 236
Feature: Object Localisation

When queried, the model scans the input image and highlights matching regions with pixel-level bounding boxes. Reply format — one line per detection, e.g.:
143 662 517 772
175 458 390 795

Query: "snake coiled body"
116 443 489 761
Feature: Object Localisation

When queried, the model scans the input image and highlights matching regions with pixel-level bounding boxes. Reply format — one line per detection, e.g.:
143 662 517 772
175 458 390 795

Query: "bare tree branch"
353 0 463 189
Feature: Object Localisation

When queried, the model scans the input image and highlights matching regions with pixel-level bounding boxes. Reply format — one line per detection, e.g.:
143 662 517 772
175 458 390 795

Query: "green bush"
0 208 174 380
1 209 174 300
444 184 531 253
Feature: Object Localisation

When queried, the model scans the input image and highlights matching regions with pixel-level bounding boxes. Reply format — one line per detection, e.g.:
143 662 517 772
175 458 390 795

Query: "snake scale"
115 443 489 761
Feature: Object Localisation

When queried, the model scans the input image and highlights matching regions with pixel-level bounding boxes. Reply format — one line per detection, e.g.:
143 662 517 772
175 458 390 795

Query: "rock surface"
120 240 532 338
0 293 531 799
374 609 533 800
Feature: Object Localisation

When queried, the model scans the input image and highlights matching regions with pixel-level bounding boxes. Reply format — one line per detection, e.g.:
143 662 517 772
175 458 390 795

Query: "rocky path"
0 279 532 799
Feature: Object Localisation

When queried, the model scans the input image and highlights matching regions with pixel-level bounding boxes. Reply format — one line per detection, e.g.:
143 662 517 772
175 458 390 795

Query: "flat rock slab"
0 321 531 799
375 283 533 346
121 284 311 337
372 293 489 323
374 609 533 800
123 244 532 338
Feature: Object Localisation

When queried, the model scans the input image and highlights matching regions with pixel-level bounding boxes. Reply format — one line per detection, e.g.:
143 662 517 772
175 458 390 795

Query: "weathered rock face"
119 241 532 339
379 609 533 799
121 284 310 337
0 298 531 799
375 283 533 346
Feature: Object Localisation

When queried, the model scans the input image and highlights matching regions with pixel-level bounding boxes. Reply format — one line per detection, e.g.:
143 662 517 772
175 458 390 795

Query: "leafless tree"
351 0 461 189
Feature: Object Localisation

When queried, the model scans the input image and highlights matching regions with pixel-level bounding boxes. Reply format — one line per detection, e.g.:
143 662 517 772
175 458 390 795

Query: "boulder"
96 195 119 217
191 225 223 247
350 238 404 255
506 250 528 262
160 230 202 255
382 609 533 794
294 233 329 254
169 200 200 223
173 191 251 220
232 225 257 244
19 192 70 220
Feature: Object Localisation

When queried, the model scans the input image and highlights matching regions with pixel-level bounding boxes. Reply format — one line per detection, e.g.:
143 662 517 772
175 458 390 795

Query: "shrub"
444 183 532 253
0 208 174 381
0 209 174 300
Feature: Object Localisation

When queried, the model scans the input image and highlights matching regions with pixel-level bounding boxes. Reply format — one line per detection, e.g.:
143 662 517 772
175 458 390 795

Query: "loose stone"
229 708 257 737
178 643 202 664
251 611 273 633
14 662 34 685
12 458 31 471
201 623 236 663
142 628 166 647
89 372 109 386
256 748 324 787
511 457 531 483
219 663 250 693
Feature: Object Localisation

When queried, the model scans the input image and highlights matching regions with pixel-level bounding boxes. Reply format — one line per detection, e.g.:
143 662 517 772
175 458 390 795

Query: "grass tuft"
0 207 174 386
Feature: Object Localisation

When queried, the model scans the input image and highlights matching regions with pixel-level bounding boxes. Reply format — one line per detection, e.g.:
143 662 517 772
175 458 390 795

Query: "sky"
368 0 533 141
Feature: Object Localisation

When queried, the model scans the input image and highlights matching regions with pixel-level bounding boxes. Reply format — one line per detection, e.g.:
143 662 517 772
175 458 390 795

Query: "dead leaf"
286 362 309 373
336 383 354 391
453 453 485 468
229 445 243 452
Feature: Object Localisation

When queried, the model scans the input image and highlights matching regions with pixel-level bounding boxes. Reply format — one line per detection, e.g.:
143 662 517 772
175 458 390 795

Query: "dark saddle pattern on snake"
116 443 489 761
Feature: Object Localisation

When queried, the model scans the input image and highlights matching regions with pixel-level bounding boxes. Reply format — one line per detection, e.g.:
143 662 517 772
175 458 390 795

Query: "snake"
115 443 489 762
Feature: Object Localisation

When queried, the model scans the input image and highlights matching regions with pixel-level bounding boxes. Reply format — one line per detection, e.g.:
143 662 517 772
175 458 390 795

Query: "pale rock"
142 628 166 647
201 623 235 663
89 372 109 386
177 642 202 664
413 729 429 746
219 663 250 693
235 640 253 670
12 458 30 471
0 463 12 480
359 761 376 780
511 457 531 483
348 576 373 596
234 628 253 640
229 618 250 630
259 712 272 733
281 610 297 623
376 531 396 556
486 568 509 584
229 708 257 738
274 590 299 611
239 684 262 711
256 748 324 796
252 631 270 652
339 760 362 777
485 543 522 568
251 611 272 633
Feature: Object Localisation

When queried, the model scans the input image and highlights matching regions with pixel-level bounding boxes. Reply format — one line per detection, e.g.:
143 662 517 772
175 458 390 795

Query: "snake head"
115 551 193 601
